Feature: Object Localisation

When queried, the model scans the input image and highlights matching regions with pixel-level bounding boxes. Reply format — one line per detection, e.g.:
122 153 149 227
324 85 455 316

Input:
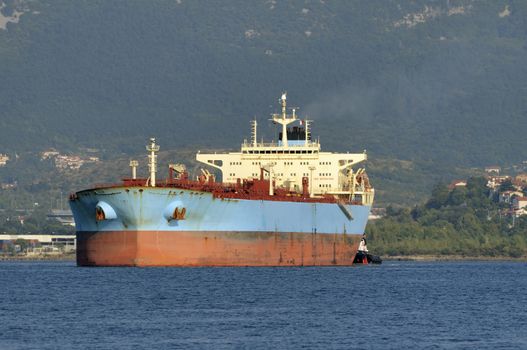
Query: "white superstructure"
196 93 374 205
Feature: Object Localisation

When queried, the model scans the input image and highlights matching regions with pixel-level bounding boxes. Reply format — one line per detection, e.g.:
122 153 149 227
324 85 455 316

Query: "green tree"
426 183 449 209
499 179 515 192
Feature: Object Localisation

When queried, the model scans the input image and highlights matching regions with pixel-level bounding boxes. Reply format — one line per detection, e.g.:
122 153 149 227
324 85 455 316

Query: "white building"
499 191 524 204
0 153 9 166
513 196 527 210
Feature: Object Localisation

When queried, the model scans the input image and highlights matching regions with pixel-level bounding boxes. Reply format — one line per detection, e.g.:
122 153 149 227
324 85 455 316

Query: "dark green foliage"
499 179 515 192
368 176 527 257
0 205 73 235
426 182 450 209
0 0 526 167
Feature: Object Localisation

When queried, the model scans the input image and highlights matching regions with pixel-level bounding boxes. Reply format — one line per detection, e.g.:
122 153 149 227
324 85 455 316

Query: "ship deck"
85 176 360 205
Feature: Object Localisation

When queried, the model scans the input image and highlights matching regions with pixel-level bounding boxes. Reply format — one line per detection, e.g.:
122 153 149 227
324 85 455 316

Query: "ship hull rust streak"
77 230 361 267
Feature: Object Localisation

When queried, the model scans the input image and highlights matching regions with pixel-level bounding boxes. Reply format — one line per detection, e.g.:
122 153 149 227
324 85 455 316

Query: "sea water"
1 261 526 349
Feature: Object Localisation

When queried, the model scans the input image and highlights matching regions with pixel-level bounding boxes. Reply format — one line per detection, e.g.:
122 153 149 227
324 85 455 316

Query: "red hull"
77 230 361 267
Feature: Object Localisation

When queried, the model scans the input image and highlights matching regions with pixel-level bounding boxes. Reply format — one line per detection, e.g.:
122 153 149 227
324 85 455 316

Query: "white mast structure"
146 138 160 187
272 92 296 147
251 120 258 147
304 119 312 146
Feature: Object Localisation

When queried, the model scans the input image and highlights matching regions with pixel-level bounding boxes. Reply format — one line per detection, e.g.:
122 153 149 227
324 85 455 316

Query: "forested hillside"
1 0 527 214
368 177 527 258
1 0 526 164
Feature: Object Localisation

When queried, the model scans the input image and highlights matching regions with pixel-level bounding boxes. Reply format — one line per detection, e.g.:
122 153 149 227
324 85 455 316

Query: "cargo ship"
69 93 374 266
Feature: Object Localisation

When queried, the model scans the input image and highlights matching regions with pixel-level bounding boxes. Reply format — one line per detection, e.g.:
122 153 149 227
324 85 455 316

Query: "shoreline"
0 254 75 261
1 254 525 263
383 255 527 262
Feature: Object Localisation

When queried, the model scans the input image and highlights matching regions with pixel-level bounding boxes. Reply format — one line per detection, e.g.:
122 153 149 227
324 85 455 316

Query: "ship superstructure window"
319 161 331 165
229 162 242 165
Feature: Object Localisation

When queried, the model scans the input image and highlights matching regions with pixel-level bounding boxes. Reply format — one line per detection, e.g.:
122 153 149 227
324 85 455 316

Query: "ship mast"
272 92 296 147
304 120 312 146
129 160 138 179
146 138 160 187
251 119 258 147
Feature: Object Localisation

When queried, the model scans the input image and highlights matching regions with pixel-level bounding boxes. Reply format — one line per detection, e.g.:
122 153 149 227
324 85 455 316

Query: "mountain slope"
0 0 526 166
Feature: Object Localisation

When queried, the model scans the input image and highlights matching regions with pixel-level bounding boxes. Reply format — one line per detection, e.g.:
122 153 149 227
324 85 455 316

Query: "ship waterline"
77 230 363 267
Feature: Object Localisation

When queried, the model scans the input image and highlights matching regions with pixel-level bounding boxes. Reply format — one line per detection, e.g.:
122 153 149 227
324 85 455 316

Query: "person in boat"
358 235 368 253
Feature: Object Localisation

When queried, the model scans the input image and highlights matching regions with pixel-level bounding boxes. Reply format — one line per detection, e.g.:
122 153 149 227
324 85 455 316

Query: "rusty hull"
76 230 362 267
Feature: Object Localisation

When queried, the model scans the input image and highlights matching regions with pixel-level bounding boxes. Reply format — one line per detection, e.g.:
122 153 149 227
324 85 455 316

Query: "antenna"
292 107 299 119
281 92 287 119
146 138 160 187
